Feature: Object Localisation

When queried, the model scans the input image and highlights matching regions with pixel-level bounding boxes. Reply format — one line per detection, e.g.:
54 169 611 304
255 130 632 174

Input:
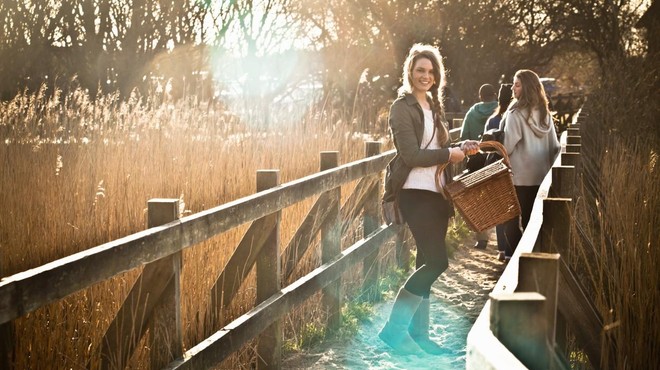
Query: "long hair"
491 83 513 119
398 43 449 144
512 69 550 127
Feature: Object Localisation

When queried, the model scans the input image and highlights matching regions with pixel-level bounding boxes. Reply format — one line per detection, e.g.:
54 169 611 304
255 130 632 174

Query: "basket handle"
434 140 510 195
478 140 510 166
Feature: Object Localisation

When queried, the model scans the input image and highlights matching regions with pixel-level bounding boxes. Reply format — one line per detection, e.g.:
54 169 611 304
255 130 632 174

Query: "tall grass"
568 57 659 370
0 85 392 368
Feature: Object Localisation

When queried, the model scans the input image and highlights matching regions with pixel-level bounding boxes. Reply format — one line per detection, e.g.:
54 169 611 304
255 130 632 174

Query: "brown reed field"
0 84 398 368
567 58 659 370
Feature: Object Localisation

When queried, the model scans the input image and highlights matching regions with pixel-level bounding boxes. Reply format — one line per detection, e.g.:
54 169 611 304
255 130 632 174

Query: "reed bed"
568 58 659 370
0 85 393 368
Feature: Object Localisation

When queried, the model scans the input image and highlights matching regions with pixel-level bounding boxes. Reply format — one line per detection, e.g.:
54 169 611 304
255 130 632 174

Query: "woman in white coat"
501 69 560 259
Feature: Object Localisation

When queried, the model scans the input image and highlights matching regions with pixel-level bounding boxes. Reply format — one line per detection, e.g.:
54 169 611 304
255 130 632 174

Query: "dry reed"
0 85 392 369
568 57 659 370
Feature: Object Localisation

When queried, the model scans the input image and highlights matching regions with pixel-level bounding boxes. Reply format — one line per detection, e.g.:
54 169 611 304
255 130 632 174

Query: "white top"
402 108 445 192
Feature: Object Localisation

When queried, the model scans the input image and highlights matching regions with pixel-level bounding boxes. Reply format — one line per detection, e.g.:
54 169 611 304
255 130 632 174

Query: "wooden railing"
466 109 614 370
0 128 463 369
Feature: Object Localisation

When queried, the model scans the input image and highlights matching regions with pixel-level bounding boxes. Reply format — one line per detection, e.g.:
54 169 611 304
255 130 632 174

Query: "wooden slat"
0 150 395 324
281 193 335 280
210 215 277 319
101 199 181 369
164 225 398 370
255 170 281 369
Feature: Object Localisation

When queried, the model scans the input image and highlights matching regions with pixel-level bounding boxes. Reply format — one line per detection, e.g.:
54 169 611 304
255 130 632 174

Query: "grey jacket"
502 105 560 186
383 93 459 201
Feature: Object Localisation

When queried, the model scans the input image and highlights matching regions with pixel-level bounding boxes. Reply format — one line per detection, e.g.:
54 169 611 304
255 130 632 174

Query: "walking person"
460 83 499 250
484 83 513 260
500 70 560 259
379 43 479 355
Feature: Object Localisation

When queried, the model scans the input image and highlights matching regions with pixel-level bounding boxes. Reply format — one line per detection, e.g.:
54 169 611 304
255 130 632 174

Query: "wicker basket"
437 141 521 232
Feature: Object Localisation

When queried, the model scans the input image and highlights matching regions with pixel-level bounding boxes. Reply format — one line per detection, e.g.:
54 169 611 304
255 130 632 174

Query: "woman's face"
512 77 523 100
411 57 435 94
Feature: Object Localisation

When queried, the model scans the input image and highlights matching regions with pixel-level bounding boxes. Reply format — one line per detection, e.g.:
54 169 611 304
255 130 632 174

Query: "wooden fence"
0 128 462 369
466 108 616 370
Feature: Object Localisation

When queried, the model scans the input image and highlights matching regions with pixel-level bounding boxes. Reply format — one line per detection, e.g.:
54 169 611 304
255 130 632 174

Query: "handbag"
382 198 404 225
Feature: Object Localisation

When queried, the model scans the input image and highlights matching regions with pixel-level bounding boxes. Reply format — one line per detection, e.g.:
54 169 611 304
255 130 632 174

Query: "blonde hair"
398 43 449 144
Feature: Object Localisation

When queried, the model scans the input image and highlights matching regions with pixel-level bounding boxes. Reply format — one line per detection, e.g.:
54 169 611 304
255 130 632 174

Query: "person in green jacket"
379 43 479 355
460 84 498 142
460 84 498 249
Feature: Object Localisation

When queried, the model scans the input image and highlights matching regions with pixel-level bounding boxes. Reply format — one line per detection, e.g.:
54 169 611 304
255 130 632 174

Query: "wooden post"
516 253 560 347
489 292 549 370
550 166 575 198
539 198 571 255
0 264 12 369
147 200 183 369
452 118 463 130
561 152 580 167
363 142 382 301
567 127 580 137
565 143 581 153
320 151 341 331
100 199 182 370
255 170 281 369
566 135 581 145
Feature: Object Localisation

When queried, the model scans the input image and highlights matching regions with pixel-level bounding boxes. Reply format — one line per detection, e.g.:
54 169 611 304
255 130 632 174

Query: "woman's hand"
448 147 466 163
461 140 480 156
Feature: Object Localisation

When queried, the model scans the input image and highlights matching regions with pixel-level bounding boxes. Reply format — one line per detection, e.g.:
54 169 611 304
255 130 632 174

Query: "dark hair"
479 84 497 101
398 43 449 144
491 83 513 118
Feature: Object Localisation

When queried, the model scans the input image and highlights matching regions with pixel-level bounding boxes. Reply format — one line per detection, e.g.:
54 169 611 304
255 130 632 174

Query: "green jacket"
383 93 459 202
460 100 498 141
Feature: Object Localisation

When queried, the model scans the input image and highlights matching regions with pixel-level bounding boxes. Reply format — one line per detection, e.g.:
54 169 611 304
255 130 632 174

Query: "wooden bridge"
0 99 608 369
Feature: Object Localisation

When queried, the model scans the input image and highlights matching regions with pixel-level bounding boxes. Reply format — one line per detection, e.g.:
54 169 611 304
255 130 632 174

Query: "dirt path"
282 232 505 369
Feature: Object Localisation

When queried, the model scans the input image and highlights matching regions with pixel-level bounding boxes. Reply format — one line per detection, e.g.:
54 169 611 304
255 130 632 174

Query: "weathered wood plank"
100 199 182 370
255 170 281 369
320 152 341 332
549 166 575 198
340 177 378 235
0 150 395 324
490 292 549 370
557 259 614 370
362 141 382 301
516 253 560 346
164 224 398 370
281 193 334 281
210 215 277 319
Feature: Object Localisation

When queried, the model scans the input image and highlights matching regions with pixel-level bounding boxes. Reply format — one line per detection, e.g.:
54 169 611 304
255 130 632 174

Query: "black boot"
474 240 487 249
408 298 446 355
379 287 423 354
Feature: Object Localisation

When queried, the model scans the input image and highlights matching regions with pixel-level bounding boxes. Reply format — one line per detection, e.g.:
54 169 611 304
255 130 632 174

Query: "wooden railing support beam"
550 166 575 198
516 253 560 346
256 170 281 369
320 152 341 332
489 292 549 370
100 199 182 370
362 141 382 301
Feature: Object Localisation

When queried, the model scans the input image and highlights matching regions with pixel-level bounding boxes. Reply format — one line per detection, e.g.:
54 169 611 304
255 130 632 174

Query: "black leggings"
502 185 539 256
398 189 451 298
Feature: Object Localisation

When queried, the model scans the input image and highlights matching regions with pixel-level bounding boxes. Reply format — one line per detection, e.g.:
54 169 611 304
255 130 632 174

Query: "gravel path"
282 233 505 369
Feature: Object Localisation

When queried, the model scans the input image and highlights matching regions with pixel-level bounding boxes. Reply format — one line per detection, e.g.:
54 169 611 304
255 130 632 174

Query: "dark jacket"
383 93 459 201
